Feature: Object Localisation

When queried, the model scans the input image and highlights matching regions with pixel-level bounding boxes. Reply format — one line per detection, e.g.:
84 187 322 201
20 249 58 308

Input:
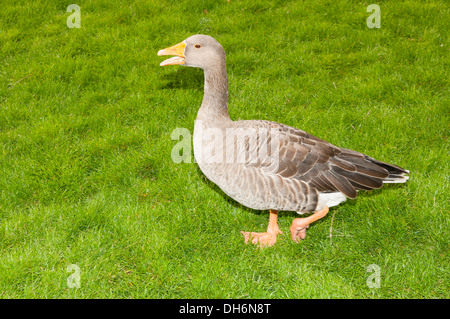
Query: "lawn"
0 0 448 298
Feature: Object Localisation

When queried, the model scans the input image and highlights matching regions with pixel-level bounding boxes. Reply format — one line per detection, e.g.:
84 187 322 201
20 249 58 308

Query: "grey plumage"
195 119 409 213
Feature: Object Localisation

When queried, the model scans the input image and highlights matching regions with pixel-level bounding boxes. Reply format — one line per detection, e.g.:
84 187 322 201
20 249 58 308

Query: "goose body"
159 35 409 246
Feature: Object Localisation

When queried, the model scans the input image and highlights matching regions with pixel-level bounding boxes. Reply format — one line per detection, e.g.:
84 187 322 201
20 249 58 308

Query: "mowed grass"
0 0 448 298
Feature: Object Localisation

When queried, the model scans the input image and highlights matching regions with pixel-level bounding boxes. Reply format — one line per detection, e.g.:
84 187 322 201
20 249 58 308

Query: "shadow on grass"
157 67 203 90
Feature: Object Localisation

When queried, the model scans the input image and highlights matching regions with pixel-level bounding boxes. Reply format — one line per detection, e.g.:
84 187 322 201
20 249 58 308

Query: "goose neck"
198 63 231 122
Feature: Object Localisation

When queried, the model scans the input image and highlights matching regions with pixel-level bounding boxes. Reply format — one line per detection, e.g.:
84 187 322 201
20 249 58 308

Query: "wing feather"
221 120 407 211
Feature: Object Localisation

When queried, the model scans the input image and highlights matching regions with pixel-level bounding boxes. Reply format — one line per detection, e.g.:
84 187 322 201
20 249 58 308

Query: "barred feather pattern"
194 119 409 213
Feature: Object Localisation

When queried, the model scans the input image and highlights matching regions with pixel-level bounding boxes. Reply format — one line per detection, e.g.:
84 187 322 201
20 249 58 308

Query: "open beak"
157 41 186 66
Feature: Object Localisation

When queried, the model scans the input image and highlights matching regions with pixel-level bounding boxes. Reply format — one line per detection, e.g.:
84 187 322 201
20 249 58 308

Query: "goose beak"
157 41 186 66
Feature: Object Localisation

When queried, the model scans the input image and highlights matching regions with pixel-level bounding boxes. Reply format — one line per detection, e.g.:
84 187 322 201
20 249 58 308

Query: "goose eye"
194 44 202 49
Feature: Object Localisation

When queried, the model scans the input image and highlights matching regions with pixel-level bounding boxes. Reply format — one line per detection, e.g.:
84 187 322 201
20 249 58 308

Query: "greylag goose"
158 35 409 247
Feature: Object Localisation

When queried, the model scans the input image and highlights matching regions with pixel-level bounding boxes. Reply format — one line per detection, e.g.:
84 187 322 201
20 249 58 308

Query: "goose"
158 35 409 247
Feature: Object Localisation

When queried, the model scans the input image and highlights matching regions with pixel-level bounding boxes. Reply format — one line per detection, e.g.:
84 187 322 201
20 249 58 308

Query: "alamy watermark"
171 120 281 167
366 264 381 288
366 4 381 29
67 264 81 288
67 4 81 28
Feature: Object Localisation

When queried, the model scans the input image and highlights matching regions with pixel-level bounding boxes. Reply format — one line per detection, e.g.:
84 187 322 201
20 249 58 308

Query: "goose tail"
366 156 410 184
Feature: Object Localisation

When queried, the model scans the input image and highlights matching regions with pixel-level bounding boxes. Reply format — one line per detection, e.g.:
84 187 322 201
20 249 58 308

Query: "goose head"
158 35 226 70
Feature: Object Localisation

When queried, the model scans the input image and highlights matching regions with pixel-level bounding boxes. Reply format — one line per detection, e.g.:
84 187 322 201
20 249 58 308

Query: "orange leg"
241 210 282 248
290 206 329 243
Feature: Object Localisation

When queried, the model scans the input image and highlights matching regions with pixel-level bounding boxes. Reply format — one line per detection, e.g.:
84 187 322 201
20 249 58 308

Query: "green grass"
0 0 448 298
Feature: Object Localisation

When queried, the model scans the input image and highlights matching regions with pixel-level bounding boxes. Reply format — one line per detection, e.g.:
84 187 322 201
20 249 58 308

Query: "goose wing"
232 120 407 200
